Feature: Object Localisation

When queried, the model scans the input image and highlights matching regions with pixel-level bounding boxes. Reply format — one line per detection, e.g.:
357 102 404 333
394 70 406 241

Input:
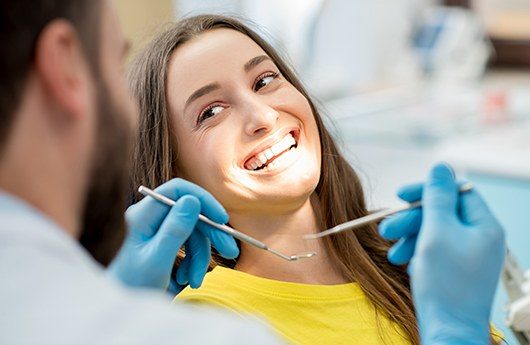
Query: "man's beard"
79 78 133 267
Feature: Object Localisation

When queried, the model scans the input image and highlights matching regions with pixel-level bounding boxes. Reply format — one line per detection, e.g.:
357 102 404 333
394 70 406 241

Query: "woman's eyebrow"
244 55 271 72
185 82 221 109
184 56 271 110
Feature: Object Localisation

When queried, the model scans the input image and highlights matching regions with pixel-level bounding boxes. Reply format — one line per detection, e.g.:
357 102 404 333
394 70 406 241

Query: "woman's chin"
222 158 320 213
234 195 313 217
245 165 319 197
239 181 318 213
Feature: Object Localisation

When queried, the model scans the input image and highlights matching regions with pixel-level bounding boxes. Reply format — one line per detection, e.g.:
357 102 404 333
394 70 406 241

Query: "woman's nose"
243 98 279 136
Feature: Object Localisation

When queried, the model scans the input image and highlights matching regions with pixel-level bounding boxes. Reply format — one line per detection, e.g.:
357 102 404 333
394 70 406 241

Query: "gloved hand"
108 178 239 295
379 163 506 345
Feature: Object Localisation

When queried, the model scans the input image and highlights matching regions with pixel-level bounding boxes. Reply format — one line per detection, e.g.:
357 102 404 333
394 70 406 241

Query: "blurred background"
115 1 530 342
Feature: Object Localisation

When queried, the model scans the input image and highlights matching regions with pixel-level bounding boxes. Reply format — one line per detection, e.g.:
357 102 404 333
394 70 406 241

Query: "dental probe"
138 186 317 262
304 182 474 240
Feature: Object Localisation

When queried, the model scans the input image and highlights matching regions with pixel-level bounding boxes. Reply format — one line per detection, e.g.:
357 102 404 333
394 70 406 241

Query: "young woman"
127 15 499 345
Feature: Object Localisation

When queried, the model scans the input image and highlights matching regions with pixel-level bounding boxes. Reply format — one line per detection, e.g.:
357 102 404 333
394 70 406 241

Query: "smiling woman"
127 14 418 344
127 15 420 345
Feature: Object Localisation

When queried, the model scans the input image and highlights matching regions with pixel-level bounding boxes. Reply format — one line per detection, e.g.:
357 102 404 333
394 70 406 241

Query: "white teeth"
257 153 267 166
264 150 274 160
245 132 297 171
269 134 295 156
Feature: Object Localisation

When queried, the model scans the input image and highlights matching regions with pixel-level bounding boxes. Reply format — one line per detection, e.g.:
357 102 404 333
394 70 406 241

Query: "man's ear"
34 19 92 120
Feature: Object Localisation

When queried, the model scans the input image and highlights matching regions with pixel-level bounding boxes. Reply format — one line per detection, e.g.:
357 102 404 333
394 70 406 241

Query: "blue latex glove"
108 178 239 295
379 163 506 345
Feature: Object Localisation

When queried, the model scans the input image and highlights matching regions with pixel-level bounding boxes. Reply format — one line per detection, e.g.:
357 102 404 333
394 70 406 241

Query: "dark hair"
0 0 101 153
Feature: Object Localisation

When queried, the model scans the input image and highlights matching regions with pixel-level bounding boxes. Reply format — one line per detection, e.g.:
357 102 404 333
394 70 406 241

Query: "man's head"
0 0 138 265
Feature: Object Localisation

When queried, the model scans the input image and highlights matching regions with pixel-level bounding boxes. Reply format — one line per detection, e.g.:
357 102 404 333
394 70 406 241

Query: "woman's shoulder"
176 266 244 301
174 266 253 312
176 267 230 297
175 284 239 311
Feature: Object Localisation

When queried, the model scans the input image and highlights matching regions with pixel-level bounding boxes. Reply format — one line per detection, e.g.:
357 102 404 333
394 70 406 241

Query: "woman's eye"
198 105 224 124
254 73 278 91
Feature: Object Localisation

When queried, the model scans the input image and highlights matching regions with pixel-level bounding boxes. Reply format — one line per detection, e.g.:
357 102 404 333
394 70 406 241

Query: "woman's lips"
244 131 297 170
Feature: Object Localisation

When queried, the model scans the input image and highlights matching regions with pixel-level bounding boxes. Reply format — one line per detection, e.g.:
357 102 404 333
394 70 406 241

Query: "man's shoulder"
0 246 281 345
0 196 281 344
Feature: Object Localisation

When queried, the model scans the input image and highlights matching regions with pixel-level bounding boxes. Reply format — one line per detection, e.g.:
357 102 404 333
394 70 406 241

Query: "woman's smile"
242 128 301 174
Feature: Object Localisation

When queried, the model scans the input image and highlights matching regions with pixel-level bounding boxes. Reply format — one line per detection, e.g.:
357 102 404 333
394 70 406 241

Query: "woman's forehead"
169 28 268 76
166 28 272 108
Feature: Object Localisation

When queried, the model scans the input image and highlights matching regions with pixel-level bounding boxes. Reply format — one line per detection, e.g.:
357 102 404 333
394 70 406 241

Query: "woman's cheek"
197 142 228 180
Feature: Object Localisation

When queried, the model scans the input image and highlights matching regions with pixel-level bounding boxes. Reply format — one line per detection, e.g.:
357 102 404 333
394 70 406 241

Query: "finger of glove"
422 163 459 224
397 183 423 203
127 178 229 238
151 195 201 266
168 278 185 296
397 181 469 203
176 251 191 286
459 189 498 227
186 230 211 289
387 235 418 265
196 222 239 259
379 208 422 240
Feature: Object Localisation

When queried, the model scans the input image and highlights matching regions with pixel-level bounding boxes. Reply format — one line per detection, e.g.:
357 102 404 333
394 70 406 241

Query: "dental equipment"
304 182 474 240
138 186 317 262
502 249 530 344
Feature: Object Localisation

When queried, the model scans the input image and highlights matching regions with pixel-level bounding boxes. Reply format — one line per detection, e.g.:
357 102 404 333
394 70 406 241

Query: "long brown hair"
128 14 418 344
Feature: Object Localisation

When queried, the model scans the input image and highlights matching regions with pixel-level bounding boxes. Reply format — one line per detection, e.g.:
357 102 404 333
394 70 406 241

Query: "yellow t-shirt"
175 266 411 345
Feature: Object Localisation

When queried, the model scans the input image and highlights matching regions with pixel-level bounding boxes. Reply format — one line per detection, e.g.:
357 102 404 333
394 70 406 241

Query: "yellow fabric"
176 266 411 345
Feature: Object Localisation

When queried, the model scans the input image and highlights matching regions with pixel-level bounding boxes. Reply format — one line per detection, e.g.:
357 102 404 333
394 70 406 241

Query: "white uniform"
0 193 282 345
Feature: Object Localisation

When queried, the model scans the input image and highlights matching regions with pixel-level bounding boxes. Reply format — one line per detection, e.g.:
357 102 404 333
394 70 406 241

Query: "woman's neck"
229 195 348 285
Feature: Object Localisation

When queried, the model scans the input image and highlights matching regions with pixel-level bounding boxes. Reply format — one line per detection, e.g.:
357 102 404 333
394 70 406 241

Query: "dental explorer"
304 182 474 240
138 186 317 262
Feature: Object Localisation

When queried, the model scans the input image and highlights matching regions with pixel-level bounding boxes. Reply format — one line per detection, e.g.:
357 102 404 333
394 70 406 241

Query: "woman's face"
166 28 321 215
